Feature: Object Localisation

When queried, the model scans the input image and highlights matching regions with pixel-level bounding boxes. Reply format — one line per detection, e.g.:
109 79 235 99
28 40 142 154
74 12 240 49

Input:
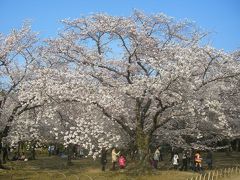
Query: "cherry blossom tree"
16 11 239 166
2 12 239 168
0 23 39 165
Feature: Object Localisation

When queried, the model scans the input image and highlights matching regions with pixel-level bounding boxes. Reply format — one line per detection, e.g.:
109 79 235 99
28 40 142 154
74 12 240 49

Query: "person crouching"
118 154 126 169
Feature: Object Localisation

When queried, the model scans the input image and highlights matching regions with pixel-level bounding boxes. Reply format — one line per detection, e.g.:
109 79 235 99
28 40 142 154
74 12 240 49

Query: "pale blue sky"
0 0 239 51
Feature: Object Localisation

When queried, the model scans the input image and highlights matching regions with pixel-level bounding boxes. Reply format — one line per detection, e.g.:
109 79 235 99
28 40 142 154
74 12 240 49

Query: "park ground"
0 152 240 180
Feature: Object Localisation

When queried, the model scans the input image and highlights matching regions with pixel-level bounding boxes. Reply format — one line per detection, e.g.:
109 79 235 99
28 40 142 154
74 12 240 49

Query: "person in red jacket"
118 154 126 169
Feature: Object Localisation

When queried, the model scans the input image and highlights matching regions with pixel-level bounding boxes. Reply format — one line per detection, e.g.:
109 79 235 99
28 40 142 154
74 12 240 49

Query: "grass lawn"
0 152 239 180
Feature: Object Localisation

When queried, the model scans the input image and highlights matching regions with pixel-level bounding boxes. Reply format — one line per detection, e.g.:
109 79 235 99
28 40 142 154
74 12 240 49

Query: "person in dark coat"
100 147 107 171
11 152 19 161
186 150 191 170
2 138 9 164
180 151 188 171
206 150 213 170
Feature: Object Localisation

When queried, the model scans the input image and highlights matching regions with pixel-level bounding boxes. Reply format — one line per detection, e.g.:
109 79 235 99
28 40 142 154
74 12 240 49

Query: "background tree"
0 23 39 165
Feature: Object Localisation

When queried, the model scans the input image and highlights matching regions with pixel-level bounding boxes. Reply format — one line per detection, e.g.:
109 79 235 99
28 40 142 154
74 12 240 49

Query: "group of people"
11 152 28 161
100 146 213 172
171 150 213 172
100 147 126 171
152 147 213 172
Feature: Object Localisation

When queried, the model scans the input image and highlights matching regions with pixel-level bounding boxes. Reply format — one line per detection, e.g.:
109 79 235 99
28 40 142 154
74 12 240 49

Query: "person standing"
50 145 55 155
170 147 175 161
195 151 202 172
153 147 160 169
48 145 51 156
111 147 120 170
100 147 107 171
186 150 191 170
173 152 179 169
2 138 8 164
181 151 188 171
159 146 163 161
190 149 195 170
206 150 213 170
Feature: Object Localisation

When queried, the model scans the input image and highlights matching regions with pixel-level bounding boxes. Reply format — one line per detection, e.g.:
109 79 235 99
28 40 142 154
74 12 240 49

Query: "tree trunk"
134 127 152 171
132 99 153 171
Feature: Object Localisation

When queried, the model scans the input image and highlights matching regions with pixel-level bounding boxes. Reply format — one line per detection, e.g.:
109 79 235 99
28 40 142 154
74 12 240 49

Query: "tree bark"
134 126 152 171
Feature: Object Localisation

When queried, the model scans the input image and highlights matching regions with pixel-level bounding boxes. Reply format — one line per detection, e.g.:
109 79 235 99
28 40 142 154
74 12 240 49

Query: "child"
118 154 126 169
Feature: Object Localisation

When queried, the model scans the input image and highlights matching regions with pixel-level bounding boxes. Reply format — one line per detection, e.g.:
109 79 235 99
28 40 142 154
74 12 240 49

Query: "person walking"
111 147 120 170
100 147 107 171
